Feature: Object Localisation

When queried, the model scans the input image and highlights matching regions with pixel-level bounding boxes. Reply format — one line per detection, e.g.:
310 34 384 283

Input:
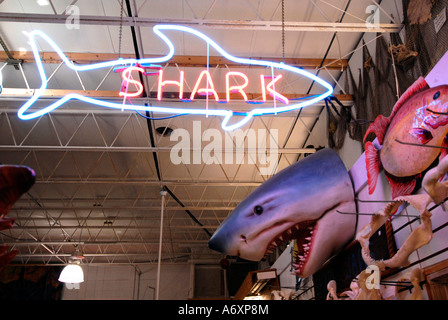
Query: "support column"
155 188 167 300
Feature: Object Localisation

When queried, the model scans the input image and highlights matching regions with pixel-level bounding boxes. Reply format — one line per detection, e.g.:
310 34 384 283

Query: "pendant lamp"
58 252 85 284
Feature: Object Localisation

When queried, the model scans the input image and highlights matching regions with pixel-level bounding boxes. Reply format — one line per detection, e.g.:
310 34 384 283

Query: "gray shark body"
208 148 356 278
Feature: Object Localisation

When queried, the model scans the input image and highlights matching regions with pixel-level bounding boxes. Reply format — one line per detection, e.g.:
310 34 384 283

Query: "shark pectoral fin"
220 112 255 131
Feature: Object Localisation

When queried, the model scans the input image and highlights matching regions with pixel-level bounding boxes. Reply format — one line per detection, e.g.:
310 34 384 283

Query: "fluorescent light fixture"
37 0 50 6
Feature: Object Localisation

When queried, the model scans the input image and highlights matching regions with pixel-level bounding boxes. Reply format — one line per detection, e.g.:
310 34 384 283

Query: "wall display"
407 0 437 25
15 25 333 131
325 152 448 301
325 266 424 300
345 35 416 144
0 165 35 271
357 153 448 271
363 76 448 199
208 148 356 279
311 223 397 301
270 289 296 300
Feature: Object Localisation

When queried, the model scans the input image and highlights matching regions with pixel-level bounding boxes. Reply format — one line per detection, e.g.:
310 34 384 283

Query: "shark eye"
254 205 264 215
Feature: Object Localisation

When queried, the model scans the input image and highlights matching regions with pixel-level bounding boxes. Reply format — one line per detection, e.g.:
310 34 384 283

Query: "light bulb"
58 264 84 283
37 0 50 6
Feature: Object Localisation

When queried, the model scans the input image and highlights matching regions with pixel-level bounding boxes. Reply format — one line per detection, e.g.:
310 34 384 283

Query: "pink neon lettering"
265 74 289 104
226 72 249 102
119 67 144 98
190 70 220 102
260 75 267 102
157 70 185 100
118 69 288 104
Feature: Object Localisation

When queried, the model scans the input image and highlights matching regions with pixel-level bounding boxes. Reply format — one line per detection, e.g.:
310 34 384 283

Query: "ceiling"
0 0 402 266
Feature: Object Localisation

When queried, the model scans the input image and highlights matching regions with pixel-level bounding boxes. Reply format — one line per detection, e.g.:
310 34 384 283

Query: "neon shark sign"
16 24 334 131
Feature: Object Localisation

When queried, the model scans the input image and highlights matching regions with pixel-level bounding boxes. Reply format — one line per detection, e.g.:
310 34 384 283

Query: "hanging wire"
427 108 448 115
389 42 401 99
336 209 421 219
395 139 448 150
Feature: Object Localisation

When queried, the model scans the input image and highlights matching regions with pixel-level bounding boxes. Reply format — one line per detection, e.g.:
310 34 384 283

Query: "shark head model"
15 25 333 131
208 148 356 278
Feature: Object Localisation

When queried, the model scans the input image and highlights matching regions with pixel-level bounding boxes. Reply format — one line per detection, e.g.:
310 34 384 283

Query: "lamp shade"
58 264 84 283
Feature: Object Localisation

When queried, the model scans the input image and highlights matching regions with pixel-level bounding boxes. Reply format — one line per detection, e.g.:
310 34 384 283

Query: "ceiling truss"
0 12 402 33
0 0 402 266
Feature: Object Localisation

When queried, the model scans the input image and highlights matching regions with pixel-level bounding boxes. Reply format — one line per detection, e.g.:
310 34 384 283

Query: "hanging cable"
163 186 213 238
124 0 210 239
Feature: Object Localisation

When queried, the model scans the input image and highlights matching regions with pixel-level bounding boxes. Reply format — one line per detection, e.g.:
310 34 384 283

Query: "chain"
282 0 285 61
118 0 124 59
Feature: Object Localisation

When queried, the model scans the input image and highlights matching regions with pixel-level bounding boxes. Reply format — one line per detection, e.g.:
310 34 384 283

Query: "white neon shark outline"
17 24 334 131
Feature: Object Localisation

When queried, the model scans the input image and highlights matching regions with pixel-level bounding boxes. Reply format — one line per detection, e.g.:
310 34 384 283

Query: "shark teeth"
292 221 317 275
264 220 316 264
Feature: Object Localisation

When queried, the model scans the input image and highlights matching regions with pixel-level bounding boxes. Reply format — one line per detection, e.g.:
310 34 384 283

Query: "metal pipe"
156 189 167 300
10 224 220 230
0 12 403 32
10 205 235 211
0 145 317 154
33 178 261 187
2 240 209 246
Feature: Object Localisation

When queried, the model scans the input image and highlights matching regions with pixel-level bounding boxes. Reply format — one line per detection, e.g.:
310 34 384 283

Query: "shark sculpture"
208 148 356 278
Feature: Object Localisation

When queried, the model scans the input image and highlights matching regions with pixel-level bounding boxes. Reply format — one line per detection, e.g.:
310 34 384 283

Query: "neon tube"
266 75 289 105
119 67 144 98
157 69 184 100
226 72 249 103
16 25 334 131
189 70 220 102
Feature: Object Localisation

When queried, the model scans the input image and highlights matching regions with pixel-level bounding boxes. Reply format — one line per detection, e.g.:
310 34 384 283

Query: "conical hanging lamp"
58 251 85 284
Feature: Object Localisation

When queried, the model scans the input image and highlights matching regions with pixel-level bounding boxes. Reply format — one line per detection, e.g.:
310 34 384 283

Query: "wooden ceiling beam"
1 87 353 102
0 51 347 70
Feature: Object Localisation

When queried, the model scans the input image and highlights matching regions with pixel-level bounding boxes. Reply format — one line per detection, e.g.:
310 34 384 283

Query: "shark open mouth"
264 220 317 274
